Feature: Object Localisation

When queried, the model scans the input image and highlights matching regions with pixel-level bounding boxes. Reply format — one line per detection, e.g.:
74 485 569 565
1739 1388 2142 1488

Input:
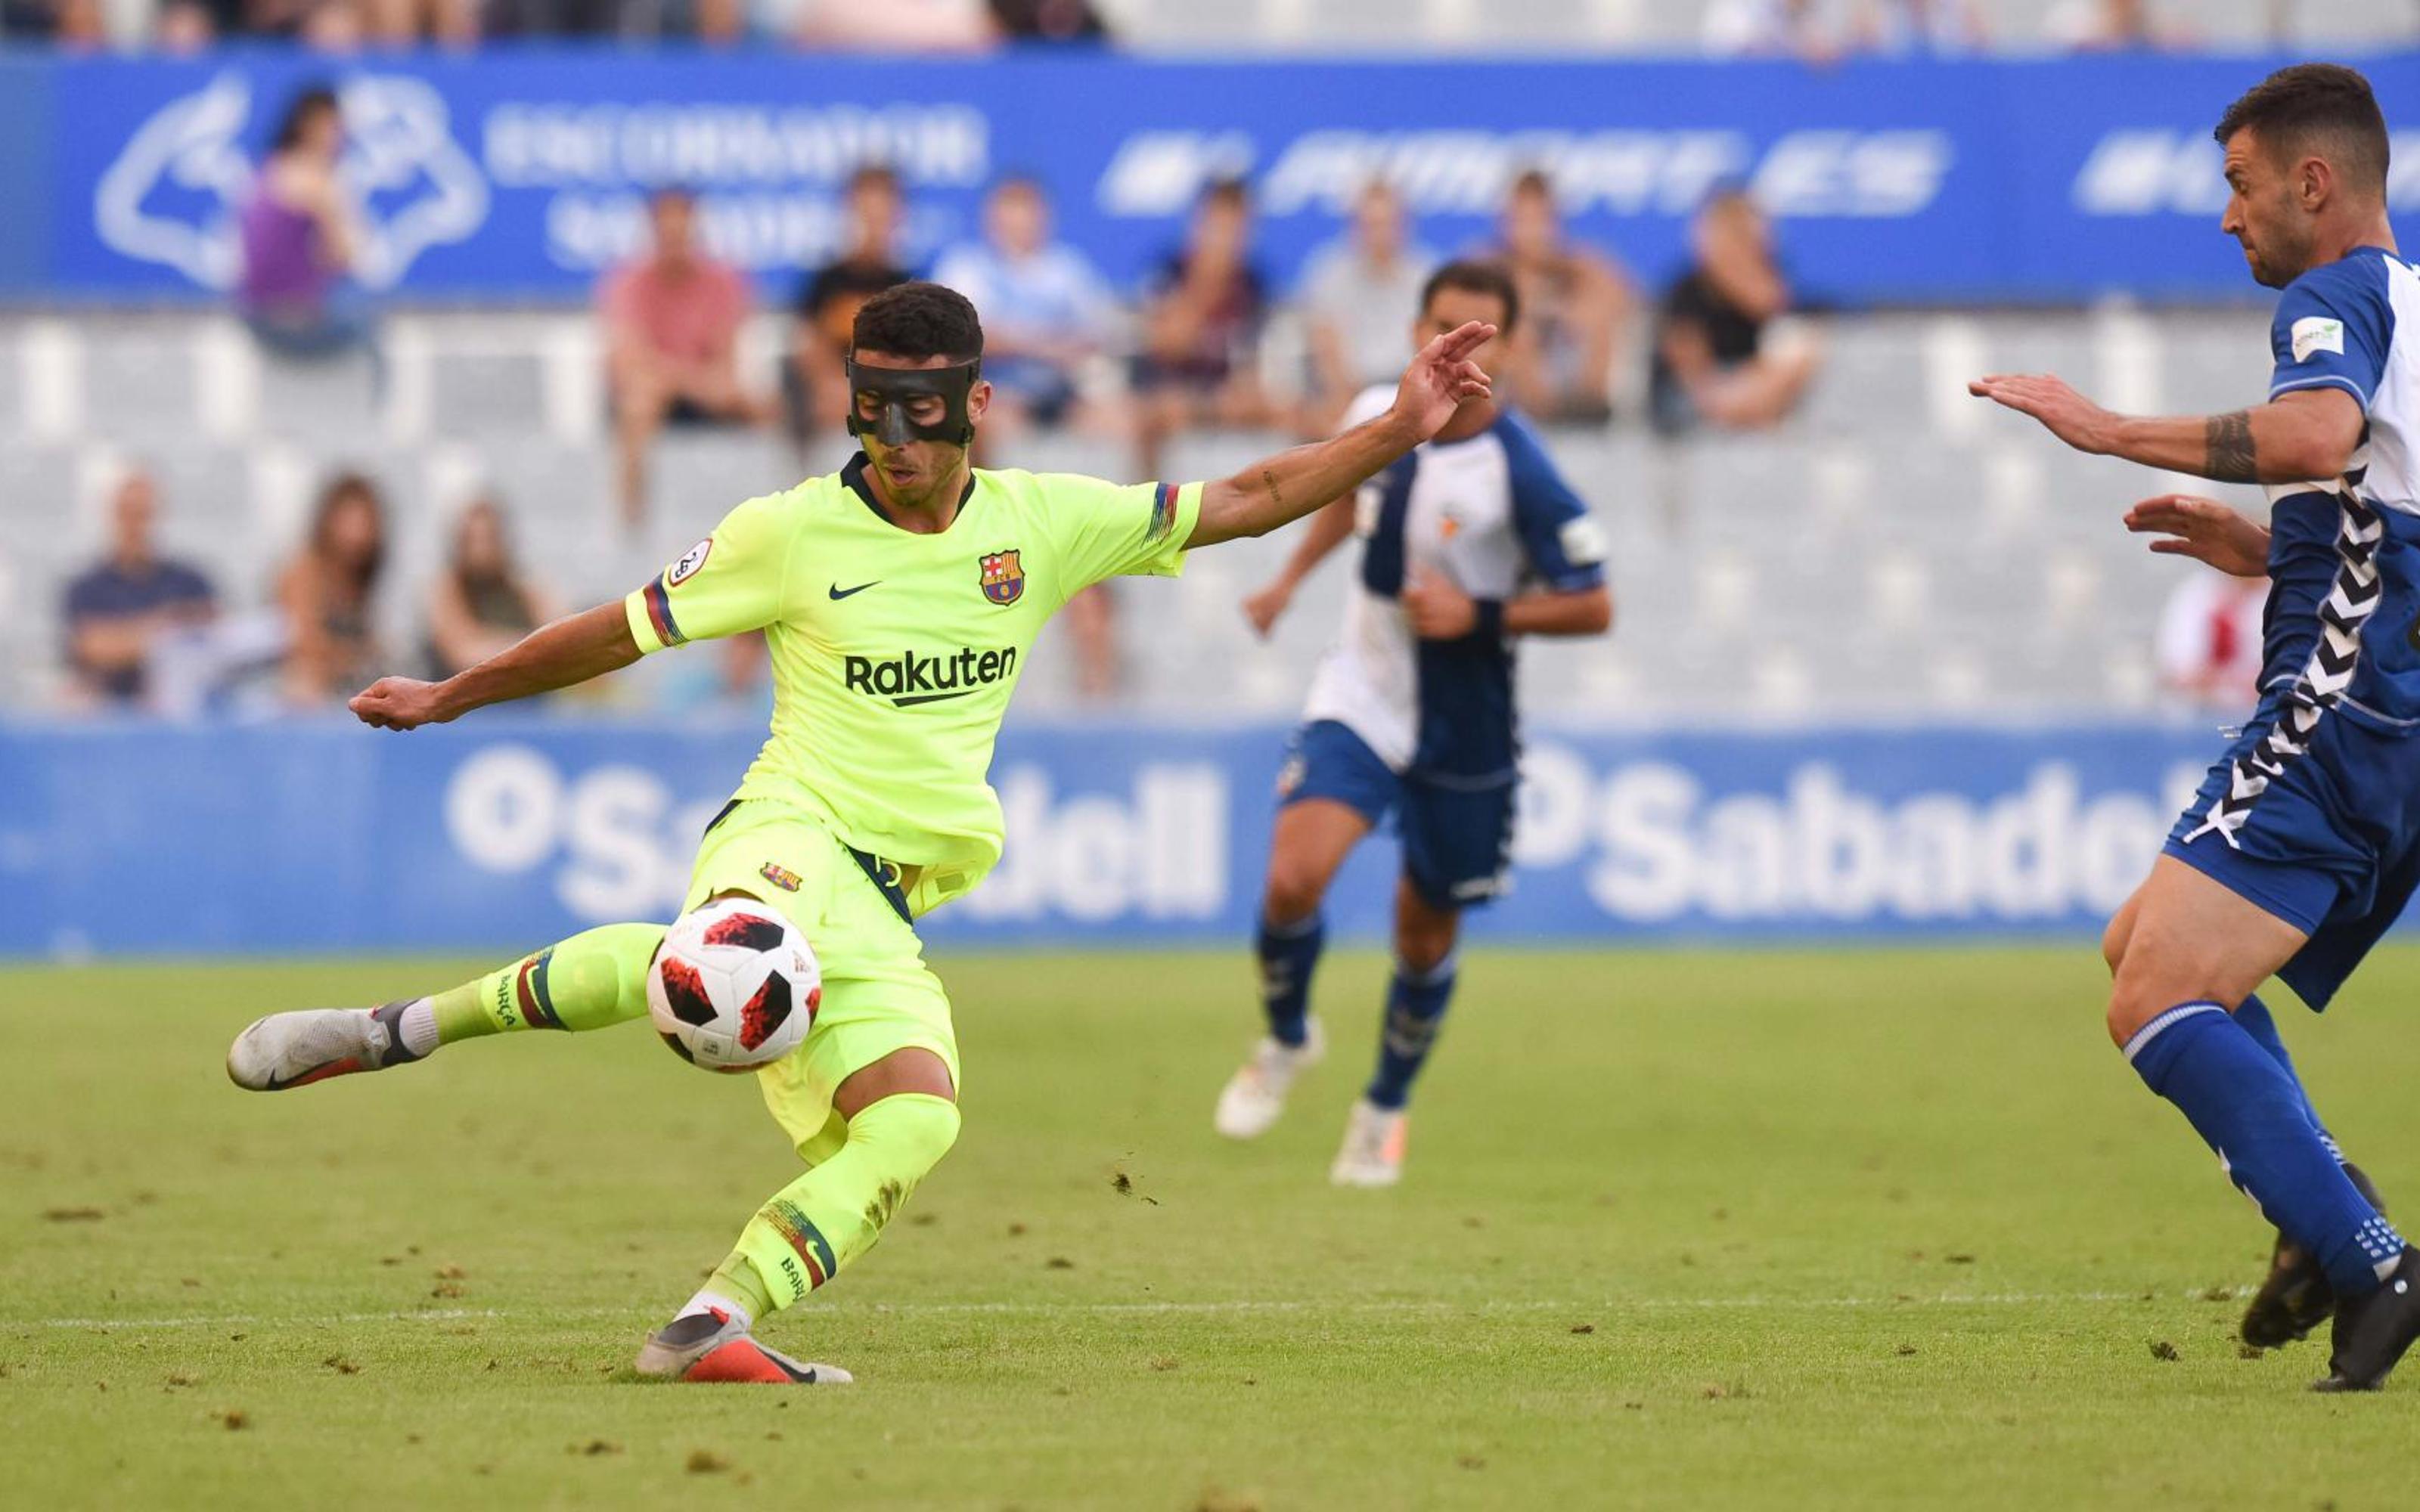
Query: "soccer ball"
647 898 821 1073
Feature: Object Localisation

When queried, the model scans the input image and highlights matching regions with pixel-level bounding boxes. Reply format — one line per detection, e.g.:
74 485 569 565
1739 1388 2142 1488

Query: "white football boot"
226 1002 420 1092
634 1309 852 1385
1213 1019 1325 1139
1329 1098 1408 1188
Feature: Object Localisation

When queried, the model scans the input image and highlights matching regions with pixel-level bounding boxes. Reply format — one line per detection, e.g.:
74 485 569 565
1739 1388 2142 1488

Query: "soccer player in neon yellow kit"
226 282 1500 1383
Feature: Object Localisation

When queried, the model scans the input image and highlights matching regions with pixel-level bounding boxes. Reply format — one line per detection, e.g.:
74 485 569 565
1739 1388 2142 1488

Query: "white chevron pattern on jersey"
2184 488 2384 848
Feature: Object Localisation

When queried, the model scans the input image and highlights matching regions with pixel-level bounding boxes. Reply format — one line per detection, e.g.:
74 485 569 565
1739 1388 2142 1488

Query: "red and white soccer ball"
647 898 821 1073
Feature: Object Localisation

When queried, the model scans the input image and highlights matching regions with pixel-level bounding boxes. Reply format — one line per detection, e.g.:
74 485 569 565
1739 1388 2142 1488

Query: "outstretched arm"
1967 376 2363 485
1187 321 1495 550
351 601 641 731
2124 494 2273 578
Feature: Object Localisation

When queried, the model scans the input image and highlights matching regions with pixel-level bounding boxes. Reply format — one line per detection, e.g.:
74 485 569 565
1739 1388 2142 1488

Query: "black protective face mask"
845 358 982 447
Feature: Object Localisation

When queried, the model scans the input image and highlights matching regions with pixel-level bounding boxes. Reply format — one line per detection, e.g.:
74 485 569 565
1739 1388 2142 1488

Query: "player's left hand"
1967 372 2119 455
1401 568 1478 640
2125 493 2273 578
1390 321 1497 442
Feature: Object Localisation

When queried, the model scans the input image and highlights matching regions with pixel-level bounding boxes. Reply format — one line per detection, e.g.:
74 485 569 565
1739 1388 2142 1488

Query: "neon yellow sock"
426 922 664 1043
722 1092 961 1311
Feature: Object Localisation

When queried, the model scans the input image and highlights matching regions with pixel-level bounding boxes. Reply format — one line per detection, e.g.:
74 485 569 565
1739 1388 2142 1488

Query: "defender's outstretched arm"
1187 321 1495 550
351 600 642 731
1968 375 2363 485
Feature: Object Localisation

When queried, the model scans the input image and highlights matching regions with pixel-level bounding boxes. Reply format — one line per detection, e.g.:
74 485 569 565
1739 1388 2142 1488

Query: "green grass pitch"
5 944 2419 1508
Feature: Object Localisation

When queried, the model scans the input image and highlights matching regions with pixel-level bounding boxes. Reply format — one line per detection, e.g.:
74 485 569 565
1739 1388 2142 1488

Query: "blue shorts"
2164 692 2420 1010
1277 720 1513 912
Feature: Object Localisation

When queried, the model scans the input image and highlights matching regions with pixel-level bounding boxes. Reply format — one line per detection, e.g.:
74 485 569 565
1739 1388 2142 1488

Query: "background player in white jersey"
1213 262 1613 1185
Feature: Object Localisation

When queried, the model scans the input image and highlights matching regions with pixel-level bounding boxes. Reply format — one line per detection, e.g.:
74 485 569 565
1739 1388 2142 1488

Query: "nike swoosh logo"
829 581 880 600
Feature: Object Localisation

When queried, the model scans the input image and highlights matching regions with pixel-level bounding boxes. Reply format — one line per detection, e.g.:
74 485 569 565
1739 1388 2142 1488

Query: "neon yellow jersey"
625 454 1199 914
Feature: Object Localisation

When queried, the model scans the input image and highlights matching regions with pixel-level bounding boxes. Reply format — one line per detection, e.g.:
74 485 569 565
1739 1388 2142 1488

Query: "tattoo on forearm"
1260 467 1285 515
2205 411 2257 483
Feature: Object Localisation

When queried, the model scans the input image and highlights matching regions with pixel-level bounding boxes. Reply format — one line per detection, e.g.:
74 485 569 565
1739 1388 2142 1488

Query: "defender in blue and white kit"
1212 262 1612 1186
1975 64 2420 1390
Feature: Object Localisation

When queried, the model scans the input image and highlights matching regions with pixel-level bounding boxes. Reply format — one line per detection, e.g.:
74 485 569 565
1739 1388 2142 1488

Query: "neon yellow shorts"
685 798 959 1166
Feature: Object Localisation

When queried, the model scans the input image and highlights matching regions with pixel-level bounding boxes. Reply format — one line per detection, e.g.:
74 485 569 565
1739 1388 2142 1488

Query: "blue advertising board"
0 716 2238 958
0 48 2414 305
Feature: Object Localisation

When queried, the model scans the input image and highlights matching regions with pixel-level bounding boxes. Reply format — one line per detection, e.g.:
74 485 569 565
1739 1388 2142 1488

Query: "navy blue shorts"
2164 692 2420 1010
1276 719 1513 912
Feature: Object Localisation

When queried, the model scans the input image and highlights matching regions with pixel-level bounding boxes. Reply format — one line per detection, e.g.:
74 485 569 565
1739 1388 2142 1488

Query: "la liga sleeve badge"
667 538 712 586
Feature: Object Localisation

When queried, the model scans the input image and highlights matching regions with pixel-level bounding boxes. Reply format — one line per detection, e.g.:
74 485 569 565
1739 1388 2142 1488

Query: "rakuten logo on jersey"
1098 128 1953 218
843 646 1019 707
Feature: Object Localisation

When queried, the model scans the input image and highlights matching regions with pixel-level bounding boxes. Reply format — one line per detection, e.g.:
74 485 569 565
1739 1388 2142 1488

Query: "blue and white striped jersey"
2254 246 2420 724
1301 386 1608 782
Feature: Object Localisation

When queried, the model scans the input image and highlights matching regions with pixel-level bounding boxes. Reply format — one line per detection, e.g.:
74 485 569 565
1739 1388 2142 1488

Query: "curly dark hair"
850 281 985 364
2214 63 2388 194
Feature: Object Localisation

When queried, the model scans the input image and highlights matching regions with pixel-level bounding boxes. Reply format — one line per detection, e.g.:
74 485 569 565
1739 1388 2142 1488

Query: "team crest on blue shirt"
979 550 1025 606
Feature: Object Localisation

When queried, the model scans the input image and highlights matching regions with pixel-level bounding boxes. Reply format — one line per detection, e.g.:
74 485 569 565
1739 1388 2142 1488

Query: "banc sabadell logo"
93 72 489 290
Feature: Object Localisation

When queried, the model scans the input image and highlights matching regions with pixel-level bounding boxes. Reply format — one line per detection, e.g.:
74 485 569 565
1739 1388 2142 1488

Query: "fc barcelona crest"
979 549 1025 606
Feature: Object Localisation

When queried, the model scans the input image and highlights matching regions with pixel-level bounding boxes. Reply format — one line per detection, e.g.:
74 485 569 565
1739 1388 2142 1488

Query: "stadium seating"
1106 0 2415 52
0 303 2273 717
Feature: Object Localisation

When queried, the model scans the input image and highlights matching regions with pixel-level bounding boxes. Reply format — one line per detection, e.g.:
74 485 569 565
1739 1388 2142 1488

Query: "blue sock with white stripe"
1366 956 1456 1111
2230 992 2342 1161
1255 911 1323 1049
2126 1001 2400 1295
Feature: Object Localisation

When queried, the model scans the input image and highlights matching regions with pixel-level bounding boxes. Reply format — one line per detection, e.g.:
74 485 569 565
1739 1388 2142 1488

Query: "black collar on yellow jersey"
842 451 979 531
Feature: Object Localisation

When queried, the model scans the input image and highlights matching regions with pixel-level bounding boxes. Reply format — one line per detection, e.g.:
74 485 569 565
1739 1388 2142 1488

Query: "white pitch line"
21 1288 2251 1332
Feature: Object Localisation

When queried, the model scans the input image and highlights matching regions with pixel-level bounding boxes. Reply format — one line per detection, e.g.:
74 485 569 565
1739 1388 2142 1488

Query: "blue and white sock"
1366 954 1457 1112
2229 992 2342 1163
2127 1001 2401 1294
1255 911 1324 1049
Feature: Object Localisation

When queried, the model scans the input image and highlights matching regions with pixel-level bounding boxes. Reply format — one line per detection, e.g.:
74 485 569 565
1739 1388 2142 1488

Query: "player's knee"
850 1091 961 1179
2105 978 2185 1050
1394 912 1457 975
1263 860 1329 926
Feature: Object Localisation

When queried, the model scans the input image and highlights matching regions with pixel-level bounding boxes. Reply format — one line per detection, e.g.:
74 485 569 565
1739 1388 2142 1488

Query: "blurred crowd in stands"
0 0 2349 55
0 0 1107 51
60 464 564 714
58 66 1832 713
34 0 2318 718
